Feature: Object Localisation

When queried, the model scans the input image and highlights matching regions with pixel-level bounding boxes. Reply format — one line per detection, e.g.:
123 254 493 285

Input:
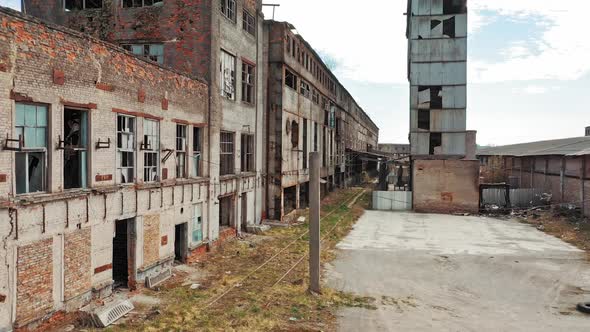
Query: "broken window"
443 17 456 38
286 36 291 53
429 133 442 155
220 50 236 99
176 124 187 178
285 69 297 90
15 103 47 194
240 134 254 172
65 0 103 10
220 131 235 175
291 120 299 148
122 44 164 64
300 80 311 99
418 86 442 109
143 119 159 182
122 0 163 8
220 0 236 22
242 9 255 36
312 89 319 104
241 62 255 104
192 127 202 177
443 0 467 15
303 119 308 169
64 108 88 189
418 110 430 130
117 114 135 184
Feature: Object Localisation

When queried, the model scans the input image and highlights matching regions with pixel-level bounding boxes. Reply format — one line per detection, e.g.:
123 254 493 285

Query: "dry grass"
517 207 590 255
110 187 374 332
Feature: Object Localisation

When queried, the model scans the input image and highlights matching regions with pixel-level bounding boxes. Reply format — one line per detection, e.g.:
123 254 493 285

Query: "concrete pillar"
309 152 320 293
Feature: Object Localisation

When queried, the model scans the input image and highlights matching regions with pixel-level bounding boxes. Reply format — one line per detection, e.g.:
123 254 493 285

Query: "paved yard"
326 211 590 331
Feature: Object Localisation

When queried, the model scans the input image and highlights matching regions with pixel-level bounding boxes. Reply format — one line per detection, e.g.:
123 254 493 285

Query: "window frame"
241 61 256 105
192 127 203 177
121 43 164 64
63 108 89 190
15 103 49 195
116 114 136 184
143 119 160 183
220 131 235 176
240 133 254 173
122 0 163 8
285 69 297 90
242 9 256 36
220 0 237 22
220 50 237 100
65 0 103 10
176 124 188 179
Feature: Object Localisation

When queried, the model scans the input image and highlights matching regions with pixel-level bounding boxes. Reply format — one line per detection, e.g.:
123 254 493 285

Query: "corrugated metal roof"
477 136 590 157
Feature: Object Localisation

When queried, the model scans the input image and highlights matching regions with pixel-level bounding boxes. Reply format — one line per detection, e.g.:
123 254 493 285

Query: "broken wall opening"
429 133 442 155
219 196 234 229
443 0 467 15
418 110 430 130
174 223 188 263
283 186 297 216
113 219 131 289
299 182 309 209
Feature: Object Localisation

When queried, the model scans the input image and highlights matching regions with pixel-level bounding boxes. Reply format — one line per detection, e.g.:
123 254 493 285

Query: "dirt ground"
91 187 373 332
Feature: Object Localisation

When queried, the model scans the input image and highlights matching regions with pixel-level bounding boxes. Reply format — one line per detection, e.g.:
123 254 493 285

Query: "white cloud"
263 0 590 85
469 0 590 83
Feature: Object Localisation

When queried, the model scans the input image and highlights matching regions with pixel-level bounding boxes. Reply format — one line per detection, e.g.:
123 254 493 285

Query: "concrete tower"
406 0 480 213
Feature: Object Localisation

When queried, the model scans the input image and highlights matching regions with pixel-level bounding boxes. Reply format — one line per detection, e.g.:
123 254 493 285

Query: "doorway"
113 219 130 288
241 194 248 231
219 196 234 229
175 223 188 263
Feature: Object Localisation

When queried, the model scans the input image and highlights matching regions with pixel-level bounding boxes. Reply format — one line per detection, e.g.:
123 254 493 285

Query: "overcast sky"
2 0 588 146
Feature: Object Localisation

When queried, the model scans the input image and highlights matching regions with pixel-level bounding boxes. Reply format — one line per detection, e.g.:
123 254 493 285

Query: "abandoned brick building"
264 21 380 221
406 0 479 214
0 1 379 329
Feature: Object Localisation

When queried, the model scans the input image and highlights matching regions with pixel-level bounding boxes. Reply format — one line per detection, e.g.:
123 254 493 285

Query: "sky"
2 0 588 146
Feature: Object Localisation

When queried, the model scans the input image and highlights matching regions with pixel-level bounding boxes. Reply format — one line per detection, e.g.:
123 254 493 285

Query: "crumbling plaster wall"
0 9 211 329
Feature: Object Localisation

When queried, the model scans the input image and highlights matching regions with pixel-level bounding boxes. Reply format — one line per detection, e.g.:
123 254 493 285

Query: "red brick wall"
64 228 91 300
16 238 53 327
143 214 160 268
413 159 480 214
23 0 213 80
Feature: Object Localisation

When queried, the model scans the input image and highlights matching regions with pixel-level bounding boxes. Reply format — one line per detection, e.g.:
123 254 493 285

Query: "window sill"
14 189 91 206
219 174 239 181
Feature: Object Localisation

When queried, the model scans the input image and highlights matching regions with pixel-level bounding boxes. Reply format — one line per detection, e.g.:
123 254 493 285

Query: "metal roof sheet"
477 136 590 157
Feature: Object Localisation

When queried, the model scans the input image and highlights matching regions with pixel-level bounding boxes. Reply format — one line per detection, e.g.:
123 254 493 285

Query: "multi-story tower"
406 0 479 213
24 0 266 236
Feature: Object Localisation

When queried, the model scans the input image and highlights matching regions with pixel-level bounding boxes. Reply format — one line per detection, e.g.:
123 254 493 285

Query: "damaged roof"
477 136 590 157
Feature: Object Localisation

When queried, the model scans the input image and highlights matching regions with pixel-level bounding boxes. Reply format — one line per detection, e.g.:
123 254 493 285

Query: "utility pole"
309 152 321 293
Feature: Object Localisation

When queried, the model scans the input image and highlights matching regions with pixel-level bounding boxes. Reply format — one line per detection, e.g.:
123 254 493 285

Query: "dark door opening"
113 219 129 288
241 194 248 231
174 223 188 263
219 196 234 229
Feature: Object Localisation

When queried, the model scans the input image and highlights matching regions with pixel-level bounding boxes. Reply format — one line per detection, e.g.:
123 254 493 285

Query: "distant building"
586 126 590 136
406 0 479 214
478 136 590 218
263 21 380 221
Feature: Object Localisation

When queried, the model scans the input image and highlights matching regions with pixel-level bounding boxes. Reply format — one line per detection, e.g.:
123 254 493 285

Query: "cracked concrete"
326 211 590 331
